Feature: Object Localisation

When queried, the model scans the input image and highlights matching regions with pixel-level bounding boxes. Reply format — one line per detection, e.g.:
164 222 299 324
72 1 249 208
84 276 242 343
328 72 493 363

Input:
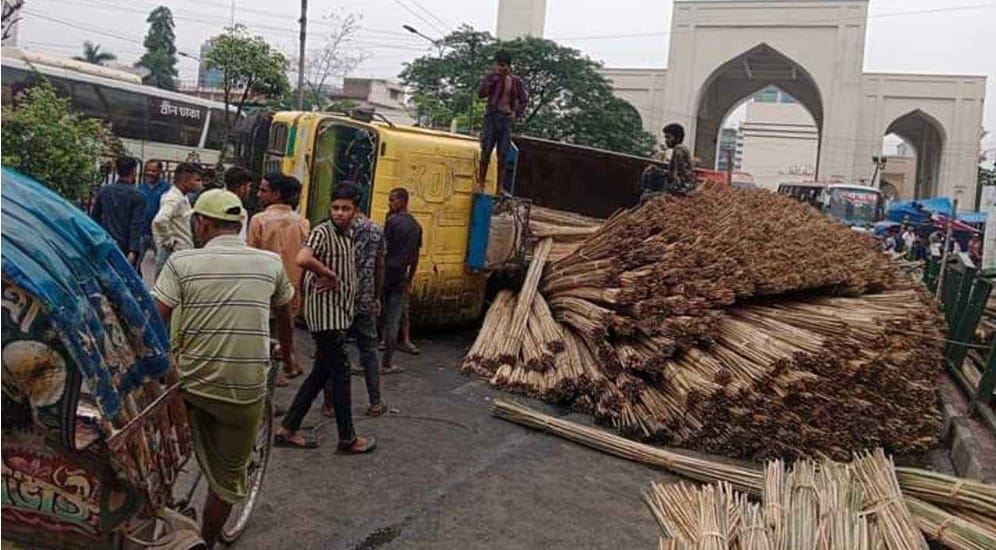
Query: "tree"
74 41 116 66
2 0 24 41
204 25 290 133
400 26 656 156
2 79 111 203
293 10 369 109
137 6 178 90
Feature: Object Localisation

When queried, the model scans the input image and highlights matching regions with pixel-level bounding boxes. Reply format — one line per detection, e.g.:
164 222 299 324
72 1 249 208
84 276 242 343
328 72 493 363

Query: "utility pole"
296 0 308 110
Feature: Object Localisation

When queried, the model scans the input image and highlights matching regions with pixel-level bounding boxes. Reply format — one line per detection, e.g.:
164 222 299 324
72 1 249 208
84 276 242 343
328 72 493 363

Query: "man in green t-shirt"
151 189 297 549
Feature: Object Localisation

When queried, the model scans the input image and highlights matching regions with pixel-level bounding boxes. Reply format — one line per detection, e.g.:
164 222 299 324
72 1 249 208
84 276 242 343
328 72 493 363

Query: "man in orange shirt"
248 173 310 378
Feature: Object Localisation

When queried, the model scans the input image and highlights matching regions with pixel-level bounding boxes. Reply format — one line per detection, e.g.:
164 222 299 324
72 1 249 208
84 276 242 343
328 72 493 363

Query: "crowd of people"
881 222 984 266
89 156 423 548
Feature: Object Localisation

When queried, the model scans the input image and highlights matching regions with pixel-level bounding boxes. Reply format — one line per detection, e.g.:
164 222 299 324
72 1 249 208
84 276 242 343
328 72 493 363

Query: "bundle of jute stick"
465 186 945 460
528 205 604 262
491 399 996 550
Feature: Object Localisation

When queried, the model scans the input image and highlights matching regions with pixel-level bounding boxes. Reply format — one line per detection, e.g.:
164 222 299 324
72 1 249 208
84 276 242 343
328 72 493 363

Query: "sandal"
336 435 376 455
366 403 387 417
400 343 421 355
284 368 304 379
381 364 406 375
274 433 319 449
274 373 290 388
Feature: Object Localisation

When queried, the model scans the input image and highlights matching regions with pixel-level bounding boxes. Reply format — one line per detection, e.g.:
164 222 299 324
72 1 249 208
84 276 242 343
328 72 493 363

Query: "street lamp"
403 24 444 57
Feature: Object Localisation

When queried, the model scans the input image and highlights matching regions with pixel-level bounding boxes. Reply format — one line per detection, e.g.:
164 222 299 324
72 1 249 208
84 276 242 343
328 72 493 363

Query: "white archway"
885 110 946 199
693 43 824 174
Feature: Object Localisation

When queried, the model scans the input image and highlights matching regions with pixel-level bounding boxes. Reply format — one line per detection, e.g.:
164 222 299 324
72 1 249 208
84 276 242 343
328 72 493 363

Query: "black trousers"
480 110 512 191
281 330 354 443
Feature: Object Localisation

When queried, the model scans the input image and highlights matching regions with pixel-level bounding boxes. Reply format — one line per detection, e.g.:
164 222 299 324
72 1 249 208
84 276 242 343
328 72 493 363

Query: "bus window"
102 88 147 141
148 98 204 147
205 108 228 150
308 122 377 227
71 81 110 120
263 121 289 175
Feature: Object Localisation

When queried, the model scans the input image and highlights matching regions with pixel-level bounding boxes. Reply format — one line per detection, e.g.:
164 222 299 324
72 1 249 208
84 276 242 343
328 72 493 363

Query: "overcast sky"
14 0 996 158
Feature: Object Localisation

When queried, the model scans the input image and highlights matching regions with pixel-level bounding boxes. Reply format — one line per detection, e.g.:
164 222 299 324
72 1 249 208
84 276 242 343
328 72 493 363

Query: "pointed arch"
885 110 946 199
693 43 824 180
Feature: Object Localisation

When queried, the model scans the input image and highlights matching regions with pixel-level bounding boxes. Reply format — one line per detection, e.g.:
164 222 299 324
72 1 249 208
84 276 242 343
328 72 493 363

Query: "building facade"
501 0 987 207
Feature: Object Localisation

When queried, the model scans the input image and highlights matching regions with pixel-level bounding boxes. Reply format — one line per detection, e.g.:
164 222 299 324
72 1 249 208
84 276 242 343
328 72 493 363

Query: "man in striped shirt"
151 189 298 548
275 184 376 453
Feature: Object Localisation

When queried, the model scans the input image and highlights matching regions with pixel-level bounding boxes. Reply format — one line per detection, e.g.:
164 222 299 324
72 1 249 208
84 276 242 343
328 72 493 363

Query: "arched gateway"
596 0 986 207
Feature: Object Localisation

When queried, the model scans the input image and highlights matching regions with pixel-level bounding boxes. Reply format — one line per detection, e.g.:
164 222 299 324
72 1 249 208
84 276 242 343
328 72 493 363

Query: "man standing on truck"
90 156 146 268
276 184 377 454
152 163 203 276
151 189 298 549
477 50 528 194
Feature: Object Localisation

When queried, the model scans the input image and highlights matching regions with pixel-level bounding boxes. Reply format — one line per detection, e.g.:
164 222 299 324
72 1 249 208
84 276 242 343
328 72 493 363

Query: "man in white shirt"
152 163 203 276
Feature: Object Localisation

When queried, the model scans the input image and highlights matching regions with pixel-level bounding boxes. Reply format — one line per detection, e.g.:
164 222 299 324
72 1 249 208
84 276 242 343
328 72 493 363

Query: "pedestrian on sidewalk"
248 172 310 380
151 189 298 549
90 156 146 268
152 163 203 276
381 188 422 373
476 49 528 194
275 184 376 453
139 160 170 273
323 208 387 418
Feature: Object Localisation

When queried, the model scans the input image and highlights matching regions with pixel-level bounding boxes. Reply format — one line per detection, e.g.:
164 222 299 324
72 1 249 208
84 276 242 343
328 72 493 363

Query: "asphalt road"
177 328 667 550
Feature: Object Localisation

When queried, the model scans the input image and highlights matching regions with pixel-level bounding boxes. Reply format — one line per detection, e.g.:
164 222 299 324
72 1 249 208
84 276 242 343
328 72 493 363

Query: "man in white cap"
151 189 298 548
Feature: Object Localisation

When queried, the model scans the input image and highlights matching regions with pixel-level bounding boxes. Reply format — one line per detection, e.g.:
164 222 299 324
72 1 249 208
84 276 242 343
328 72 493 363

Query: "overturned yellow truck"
230 109 653 326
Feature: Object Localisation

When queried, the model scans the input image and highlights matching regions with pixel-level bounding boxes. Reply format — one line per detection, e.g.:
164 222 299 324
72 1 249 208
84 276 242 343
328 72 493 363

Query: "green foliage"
2 79 109 202
74 41 116 65
204 25 290 133
137 6 178 90
400 26 656 156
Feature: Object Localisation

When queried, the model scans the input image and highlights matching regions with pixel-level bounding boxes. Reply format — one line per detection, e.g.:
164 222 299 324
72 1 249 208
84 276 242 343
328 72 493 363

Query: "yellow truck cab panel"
267 111 498 326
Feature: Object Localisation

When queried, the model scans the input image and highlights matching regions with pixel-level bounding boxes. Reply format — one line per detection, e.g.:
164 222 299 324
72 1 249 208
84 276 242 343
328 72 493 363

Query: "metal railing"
924 257 996 432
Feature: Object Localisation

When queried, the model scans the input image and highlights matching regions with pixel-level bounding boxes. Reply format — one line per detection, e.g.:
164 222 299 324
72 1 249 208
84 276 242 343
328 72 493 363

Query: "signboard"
981 186 996 272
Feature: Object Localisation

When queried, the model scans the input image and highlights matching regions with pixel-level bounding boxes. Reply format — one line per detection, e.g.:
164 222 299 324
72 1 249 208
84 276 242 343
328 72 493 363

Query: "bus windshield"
825 187 883 226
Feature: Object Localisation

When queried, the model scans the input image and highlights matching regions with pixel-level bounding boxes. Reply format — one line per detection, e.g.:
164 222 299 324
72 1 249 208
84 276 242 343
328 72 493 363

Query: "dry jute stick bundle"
466 186 945 460
493 399 996 550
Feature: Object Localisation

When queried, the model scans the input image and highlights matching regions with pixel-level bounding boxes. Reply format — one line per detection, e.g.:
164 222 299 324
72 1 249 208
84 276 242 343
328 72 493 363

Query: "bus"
2 47 233 167
777 182 885 229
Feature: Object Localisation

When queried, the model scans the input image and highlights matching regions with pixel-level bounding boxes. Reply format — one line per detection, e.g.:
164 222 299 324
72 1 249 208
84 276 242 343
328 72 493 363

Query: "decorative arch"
693 43 825 176
885 110 946 199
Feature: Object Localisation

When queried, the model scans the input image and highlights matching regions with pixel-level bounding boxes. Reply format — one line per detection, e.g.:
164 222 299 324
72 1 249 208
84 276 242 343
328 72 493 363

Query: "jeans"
324 311 381 406
155 246 174 277
382 287 408 367
480 110 512 192
282 330 355 443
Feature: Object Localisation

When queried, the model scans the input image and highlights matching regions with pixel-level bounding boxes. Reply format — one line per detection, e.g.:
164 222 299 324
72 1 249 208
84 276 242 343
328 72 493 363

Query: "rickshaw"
1 168 272 548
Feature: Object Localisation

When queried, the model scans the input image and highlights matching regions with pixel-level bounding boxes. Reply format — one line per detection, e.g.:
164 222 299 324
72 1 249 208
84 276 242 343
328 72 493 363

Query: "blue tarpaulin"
887 197 954 223
1 167 170 420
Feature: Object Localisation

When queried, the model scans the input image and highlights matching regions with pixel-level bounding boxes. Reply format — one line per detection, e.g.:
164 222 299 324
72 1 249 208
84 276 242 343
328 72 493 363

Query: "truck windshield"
310 121 377 227
824 188 883 226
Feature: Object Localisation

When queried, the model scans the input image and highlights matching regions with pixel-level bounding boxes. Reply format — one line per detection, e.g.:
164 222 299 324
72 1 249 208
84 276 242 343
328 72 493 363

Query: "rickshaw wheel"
219 397 273 543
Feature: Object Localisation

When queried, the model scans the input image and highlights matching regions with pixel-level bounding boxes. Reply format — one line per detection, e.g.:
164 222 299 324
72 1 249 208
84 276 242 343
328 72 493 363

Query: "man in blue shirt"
139 160 170 268
90 157 146 267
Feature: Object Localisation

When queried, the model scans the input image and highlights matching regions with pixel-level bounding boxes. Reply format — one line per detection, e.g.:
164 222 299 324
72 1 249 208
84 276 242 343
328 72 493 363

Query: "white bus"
777 182 885 229
2 47 233 167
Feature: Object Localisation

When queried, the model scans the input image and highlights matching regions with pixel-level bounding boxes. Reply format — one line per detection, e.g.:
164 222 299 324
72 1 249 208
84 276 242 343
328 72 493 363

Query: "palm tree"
74 41 117 66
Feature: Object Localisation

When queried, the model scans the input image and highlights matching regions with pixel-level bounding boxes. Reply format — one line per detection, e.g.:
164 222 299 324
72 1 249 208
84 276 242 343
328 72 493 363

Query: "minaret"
496 0 547 40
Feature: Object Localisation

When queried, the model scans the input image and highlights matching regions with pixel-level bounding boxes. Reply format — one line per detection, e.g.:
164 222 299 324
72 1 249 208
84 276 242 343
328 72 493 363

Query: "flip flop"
274 433 319 449
381 365 406 375
400 343 421 355
336 436 376 455
284 368 304 379
366 403 387 417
